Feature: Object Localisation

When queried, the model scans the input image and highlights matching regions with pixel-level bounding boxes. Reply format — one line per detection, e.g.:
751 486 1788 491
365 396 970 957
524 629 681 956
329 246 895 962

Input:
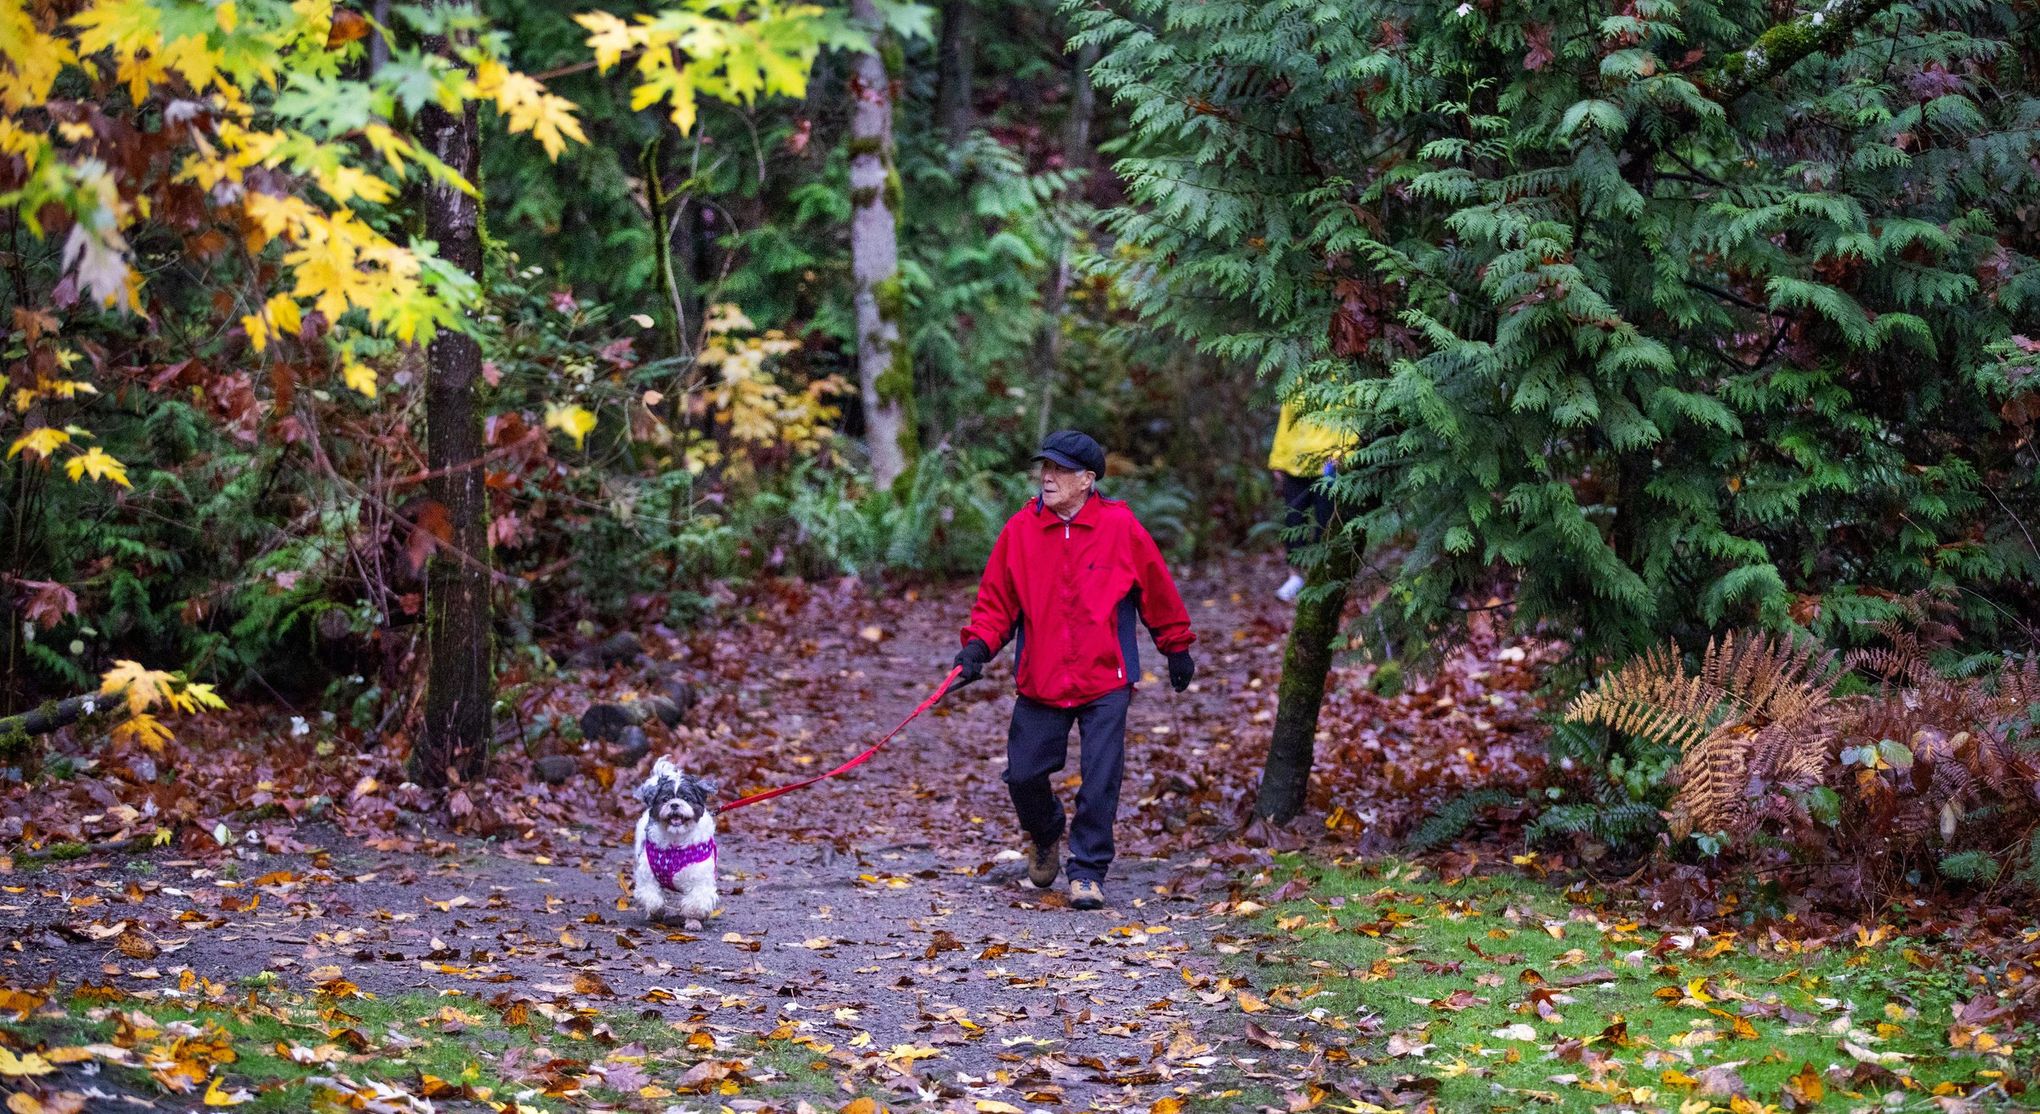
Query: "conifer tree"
1085 0 2040 819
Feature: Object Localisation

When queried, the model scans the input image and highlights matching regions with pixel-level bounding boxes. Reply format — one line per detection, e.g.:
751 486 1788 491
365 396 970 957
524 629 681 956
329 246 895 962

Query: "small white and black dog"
630 757 720 925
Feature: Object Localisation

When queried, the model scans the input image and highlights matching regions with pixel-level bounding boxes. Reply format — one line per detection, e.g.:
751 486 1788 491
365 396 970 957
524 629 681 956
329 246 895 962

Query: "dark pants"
1276 470 1333 556
1005 687 1132 882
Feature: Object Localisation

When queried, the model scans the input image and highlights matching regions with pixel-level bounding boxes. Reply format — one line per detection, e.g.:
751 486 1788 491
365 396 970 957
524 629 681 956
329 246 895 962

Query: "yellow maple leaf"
0 6 76 110
100 659 174 715
159 679 226 714
341 362 377 399
65 446 132 488
360 123 413 175
573 11 642 73
7 427 70 460
112 712 175 752
0 1047 54 1076
545 403 597 449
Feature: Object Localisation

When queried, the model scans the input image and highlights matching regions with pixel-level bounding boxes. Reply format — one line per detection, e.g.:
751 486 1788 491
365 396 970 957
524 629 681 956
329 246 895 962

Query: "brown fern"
1570 632 1838 840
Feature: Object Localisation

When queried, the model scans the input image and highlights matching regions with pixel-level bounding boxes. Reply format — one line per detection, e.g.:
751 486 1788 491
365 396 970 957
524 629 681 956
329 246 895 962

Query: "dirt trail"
7 555 1323 1110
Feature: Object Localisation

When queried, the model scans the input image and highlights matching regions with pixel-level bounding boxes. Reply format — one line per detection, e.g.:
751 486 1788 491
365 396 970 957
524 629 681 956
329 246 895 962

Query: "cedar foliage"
1082 0 2040 661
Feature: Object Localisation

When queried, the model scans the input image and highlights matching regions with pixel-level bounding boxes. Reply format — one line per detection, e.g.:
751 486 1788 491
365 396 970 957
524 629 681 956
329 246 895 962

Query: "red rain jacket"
962 494 1197 708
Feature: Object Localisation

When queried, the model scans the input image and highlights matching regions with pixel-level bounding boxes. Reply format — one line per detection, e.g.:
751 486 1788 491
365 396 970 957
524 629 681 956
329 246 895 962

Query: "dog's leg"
632 818 669 924
674 865 719 924
634 869 668 924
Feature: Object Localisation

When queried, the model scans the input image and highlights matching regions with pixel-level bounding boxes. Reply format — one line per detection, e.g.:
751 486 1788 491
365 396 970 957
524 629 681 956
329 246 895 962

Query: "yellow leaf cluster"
573 5 834 135
100 659 177 715
694 305 837 461
471 59 585 161
97 661 227 754
8 0 591 478
0 4 76 111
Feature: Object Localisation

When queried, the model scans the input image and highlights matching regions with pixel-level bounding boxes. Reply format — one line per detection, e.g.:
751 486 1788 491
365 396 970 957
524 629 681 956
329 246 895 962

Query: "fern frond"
1403 788 1517 854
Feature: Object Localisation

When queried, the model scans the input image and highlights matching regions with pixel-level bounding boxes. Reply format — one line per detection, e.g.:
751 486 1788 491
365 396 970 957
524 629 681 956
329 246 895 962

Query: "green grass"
0 979 849 1112
1240 859 2035 1111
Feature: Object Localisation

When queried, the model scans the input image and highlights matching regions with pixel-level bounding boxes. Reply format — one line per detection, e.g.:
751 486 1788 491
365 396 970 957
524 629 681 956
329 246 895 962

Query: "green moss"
879 36 904 81
1368 657 1404 697
850 186 880 210
38 841 90 861
874 341 913 402
874 343 921 461
882 164 903 213
872 274 906 324
1752 17 1821 62
847 136 885 159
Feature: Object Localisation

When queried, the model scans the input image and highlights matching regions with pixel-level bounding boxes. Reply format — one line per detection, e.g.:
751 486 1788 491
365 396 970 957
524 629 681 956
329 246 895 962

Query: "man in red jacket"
953 430 1198 910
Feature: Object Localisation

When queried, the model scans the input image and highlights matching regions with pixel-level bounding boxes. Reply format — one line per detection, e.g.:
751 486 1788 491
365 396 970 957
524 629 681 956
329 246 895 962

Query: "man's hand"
1167 650 1195 693
954 639 992 684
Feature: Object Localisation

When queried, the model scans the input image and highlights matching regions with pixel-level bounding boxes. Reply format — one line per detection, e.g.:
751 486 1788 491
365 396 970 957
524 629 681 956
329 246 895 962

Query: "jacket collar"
1032 492 1103 528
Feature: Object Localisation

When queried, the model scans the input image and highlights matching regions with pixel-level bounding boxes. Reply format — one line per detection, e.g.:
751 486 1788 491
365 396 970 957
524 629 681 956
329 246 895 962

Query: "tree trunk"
367 0 390 73
641 136 687 360
1033 38 1099 445
1062 39 1099 174
849 0 914 491
412 45 493 790
935 1 974 153
1254 538 1363 824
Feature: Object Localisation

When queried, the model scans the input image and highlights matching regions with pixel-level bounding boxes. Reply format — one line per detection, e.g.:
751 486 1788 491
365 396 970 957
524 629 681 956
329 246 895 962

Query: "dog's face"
634 759 717 827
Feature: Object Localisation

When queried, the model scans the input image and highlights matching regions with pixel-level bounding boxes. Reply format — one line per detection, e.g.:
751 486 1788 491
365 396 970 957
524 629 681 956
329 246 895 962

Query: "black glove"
1167 650 1195 693
954 639 991 684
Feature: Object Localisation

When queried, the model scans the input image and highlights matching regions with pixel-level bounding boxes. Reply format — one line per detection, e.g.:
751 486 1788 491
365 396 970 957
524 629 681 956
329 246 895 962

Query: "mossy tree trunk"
1254 536 1363 824
412 22 492 790
849 0 914 491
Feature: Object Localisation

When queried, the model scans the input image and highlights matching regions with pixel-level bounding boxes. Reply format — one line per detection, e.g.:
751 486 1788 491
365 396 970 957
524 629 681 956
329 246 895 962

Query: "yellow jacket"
1267 401 1349 476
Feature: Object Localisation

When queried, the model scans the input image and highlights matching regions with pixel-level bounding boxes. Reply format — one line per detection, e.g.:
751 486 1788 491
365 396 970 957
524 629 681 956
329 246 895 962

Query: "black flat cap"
1032 429 1106 476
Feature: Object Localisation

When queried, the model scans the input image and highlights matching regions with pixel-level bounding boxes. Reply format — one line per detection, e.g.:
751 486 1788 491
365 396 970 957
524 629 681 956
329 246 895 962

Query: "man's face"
1039 461 1093 515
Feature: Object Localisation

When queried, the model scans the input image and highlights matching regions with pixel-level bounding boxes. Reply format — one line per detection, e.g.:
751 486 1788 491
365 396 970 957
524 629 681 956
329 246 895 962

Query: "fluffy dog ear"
699 777 720 799
632 778 661 807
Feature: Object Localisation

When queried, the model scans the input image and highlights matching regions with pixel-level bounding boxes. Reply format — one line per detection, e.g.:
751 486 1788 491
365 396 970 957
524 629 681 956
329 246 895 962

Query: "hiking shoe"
1026 836 1061 889
1069 878 1105 910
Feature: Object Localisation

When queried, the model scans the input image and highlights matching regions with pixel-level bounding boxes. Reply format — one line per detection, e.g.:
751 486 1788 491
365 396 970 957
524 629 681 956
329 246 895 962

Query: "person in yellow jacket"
1267 400 1351 601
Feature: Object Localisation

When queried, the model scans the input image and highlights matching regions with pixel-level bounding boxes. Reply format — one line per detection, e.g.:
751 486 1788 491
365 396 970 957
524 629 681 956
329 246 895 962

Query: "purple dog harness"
645 838 716 891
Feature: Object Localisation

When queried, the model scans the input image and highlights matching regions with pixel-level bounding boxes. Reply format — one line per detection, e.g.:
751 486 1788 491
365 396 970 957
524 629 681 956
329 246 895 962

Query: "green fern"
1937 850 2001 886
1526 802 1665 849
1403 788 1517 854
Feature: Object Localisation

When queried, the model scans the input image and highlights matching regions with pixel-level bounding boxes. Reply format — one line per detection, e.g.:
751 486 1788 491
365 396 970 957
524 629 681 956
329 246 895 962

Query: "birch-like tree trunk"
849 0 913 490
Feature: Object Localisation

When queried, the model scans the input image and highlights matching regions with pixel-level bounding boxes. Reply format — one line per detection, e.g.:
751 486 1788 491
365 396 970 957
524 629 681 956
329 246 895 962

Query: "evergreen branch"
1684 279 1789 318
1711 0 1902 102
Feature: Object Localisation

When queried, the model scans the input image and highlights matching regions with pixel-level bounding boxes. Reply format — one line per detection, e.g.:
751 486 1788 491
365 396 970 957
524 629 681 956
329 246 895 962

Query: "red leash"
719 666 965 813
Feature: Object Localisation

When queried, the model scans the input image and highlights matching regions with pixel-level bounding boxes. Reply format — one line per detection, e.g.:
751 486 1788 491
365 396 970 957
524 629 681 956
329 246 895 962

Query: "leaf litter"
1 554 2033 1110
